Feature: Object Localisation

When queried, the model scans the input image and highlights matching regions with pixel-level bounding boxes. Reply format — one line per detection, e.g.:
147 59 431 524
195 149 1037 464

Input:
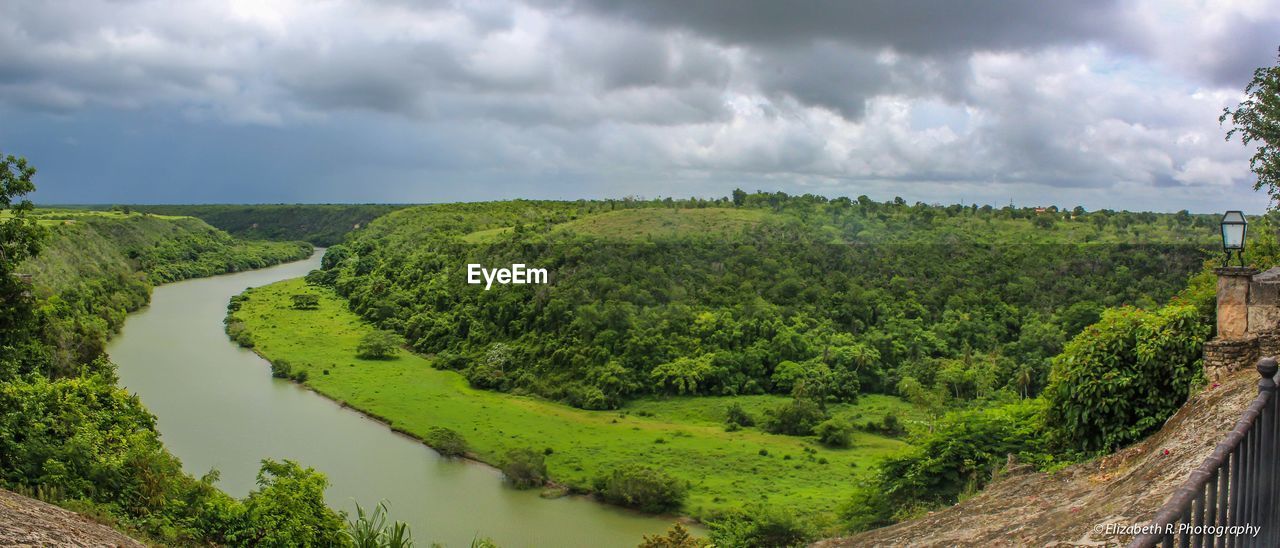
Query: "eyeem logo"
467 263 548 290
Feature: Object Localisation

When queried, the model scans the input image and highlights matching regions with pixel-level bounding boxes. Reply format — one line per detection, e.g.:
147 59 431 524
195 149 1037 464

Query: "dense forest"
125 204 407 246
316 194 1216 410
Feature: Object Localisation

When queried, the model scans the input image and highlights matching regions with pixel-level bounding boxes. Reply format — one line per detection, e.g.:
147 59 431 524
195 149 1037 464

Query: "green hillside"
553 208 782 240
16 208 312 377
317 194 1214 410
124 204 406 246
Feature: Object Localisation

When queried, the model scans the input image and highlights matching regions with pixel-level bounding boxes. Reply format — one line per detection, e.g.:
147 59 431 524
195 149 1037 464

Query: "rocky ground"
0 488 143 547
816 366 1263 547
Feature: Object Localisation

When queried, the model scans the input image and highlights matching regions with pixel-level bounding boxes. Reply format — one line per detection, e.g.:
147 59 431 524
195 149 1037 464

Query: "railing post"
1257 356 1277 547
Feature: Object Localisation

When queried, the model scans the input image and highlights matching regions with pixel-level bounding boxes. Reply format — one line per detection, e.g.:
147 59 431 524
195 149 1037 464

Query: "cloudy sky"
1 0 1277 211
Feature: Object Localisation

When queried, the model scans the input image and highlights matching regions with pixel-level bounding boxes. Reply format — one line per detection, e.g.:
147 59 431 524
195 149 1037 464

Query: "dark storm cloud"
547 0 1123 53
0 0 1273 212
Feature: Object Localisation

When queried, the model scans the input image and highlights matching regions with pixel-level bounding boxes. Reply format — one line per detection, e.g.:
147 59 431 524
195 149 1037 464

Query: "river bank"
227 277 923 533
107 253 685 547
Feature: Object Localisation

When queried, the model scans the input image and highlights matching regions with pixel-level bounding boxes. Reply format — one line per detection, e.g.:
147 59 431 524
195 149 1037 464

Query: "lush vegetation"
1043 304 1209 453
295 192 1247 542
127 204 406 246
316 196 1213 417
227 277 923 527
9 208 310 377
0 157 383 545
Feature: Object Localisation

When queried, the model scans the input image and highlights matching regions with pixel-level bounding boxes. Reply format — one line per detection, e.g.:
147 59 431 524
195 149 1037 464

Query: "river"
106 252 682 547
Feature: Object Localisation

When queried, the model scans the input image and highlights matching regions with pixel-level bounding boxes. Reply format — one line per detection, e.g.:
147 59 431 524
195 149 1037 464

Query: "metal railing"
1130 357 1279 547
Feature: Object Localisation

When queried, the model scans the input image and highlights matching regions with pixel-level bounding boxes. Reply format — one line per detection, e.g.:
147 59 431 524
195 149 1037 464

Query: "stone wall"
1203 337 1260 382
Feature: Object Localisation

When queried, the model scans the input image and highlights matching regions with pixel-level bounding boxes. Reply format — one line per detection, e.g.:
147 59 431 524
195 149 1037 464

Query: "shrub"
814 418 854 448
424 427 468 458
707 506 813 547
639 524 708 548
290 293 320 310
725 403 755 429
1044 304 1208 453
860 412 906 438
762 398 827 436
357 330 402 360
593 464 686 513
500 448 547 489
225 320 254 348
871 399 1050 513
270 359 293 379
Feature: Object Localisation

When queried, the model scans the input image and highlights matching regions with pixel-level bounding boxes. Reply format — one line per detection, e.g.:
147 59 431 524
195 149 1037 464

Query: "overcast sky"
1 0 1278 212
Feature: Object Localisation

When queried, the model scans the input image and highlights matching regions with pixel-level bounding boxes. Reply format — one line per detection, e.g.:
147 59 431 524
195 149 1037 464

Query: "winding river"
106 252 681 547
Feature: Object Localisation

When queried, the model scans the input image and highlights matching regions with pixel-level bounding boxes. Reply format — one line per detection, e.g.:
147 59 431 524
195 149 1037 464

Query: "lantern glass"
1221 210 1247 251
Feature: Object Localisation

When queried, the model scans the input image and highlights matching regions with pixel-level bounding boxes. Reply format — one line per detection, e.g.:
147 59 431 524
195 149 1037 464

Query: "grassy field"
232 278 921 525
2 208 187 226
552 208 779 240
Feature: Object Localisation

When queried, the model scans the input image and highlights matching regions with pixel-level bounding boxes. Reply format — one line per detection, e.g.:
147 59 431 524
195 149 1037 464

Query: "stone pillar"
1217 267 1258 338
1205 267 1261 381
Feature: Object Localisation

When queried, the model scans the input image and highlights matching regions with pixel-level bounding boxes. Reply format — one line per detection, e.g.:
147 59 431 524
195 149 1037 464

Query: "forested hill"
123 204 406 246
316 193 1218 410
11 208 312 381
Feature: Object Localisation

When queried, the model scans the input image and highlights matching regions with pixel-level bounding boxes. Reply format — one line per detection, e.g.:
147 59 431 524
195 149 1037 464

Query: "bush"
639 524 708 548
357 330 402 360
225 320 254 348
762 398 827 436
290 293 320 310
860 413 906 438
707 506 813 547
871 399 1050 513
424 427 468 458
1044 304 1208 453
593 464 686 513
814 418 854 448
270 359 293 379
725 403 755 429
500 448 547 489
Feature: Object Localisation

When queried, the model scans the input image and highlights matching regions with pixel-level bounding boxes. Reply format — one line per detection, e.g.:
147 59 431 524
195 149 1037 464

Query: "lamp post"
1222 210 1247 267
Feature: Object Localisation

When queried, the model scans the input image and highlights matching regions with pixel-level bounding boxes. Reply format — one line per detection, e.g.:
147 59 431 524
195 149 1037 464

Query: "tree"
1222 48 1280 200
724 402 755 429
762 397 828 436
815 417 854 448
0 152 46 377
500 448 548 489
236 459 346 546
593 464 687 513
290 293 320 310
356 330 401 359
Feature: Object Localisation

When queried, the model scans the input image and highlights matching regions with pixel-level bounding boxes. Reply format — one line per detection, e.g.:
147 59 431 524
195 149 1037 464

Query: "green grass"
233 278 918 525
459 226 514 243
552 208 780 240
2 208 187 226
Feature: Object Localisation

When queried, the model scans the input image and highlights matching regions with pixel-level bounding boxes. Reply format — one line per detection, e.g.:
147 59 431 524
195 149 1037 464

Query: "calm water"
107 252 681 547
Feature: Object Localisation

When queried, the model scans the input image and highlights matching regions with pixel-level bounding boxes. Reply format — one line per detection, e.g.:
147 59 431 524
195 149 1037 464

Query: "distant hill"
124 204 407 246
